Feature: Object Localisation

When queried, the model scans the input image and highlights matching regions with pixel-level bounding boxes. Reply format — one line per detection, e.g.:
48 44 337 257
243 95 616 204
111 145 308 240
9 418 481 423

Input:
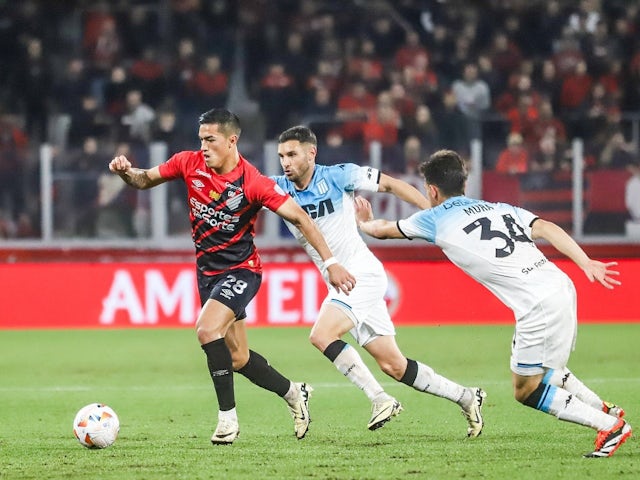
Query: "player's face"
199 123 237 171
277 140 315 187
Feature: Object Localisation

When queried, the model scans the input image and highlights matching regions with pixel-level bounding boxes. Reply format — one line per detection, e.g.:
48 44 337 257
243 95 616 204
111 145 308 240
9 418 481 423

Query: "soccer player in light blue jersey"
356 148 631 457
274 126 486 436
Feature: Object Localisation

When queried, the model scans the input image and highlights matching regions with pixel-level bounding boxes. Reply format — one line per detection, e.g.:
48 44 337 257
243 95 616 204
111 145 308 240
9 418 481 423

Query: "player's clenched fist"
109 155 132 173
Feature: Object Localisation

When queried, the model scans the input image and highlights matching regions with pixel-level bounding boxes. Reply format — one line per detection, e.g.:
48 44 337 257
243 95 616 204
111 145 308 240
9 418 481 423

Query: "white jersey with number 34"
398 196 571 319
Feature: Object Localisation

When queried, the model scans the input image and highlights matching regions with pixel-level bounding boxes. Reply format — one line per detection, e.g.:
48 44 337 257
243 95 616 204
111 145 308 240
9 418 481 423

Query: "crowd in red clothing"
1 0 640 238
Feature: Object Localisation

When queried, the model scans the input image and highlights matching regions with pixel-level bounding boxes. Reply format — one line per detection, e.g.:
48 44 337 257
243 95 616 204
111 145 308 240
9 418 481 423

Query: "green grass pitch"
1 324 638 479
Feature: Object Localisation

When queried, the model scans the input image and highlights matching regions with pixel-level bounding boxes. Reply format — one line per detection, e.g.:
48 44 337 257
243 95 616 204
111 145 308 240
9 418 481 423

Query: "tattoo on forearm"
120 169 151 189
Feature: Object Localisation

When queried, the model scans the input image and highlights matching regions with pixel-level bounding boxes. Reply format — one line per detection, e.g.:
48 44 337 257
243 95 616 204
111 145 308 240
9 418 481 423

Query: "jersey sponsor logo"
196 169 212 178
366 167 374 179
301 198 334 219
191 179 205 190
190 197 239 231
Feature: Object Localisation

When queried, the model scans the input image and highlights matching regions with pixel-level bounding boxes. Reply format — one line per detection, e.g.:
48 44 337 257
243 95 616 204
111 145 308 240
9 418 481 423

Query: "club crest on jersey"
209 190 221 201
317 179 329 195
226 190 244 210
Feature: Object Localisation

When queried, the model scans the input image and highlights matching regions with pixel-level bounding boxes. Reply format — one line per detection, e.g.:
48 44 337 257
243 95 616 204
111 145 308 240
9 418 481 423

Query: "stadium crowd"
0 0 639 238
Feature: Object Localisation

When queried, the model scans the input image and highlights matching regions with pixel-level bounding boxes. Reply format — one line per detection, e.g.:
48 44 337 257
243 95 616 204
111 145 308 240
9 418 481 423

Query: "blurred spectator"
336 81 376 141
432 90 470 155
523 98 567 155
559 59 593 133
551 29 585 79
301 86 336 129
626 160 640 223
401 135 423 175
82 4 122 76
362 91 401 157
487 31 523 92
103 65 133 118
394 30 429 71
451 62 491 140
120 89 156 144
120 5 160 58
128 46 167 108
598 130 635 169
316 129 362 166
400 51 440 108
258 62 298 139
567 0 601 35
14 37 51 142
190 53 229 108
278 31 313 92
52 57 91 119
95 142 137 238
365 15 404 60
535 59 563 112
64 136 107 237
495 132 529 174
67 93 111 148
583 20 622 77
532 130 568 173
0 114 28 226
400 104 439 151
346 37 385 92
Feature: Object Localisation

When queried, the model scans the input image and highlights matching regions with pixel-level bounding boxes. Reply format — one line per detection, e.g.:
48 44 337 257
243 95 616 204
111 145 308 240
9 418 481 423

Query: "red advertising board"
0 260 638 329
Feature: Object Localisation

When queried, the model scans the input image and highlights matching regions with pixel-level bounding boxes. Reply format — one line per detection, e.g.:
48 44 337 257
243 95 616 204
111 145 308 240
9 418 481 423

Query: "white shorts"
510 277 577 376
322 249 395 347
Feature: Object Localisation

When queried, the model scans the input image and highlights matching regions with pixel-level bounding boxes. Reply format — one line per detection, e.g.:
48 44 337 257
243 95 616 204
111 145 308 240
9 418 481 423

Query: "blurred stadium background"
0 0 639 328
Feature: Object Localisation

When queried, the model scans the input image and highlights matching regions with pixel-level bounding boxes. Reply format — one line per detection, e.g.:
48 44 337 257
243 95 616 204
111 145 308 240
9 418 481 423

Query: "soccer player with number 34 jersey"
356 148 631 458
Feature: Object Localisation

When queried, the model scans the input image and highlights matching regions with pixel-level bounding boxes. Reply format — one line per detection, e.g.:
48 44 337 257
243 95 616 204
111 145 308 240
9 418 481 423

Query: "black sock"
323 339 348 362
201 338 235 411
523 382 548 410
237 350 290 397
400 358 418 386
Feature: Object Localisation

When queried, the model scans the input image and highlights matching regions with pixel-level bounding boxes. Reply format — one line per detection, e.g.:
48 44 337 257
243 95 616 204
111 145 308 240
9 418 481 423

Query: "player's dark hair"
278 125 318 146
419 149 467 197
198 108 241 137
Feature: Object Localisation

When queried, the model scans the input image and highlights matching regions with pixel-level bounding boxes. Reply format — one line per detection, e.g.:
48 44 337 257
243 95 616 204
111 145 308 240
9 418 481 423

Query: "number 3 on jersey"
463 214 532 258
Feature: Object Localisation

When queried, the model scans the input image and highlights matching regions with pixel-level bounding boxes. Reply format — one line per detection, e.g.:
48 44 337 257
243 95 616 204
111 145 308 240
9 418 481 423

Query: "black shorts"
196 268 262 321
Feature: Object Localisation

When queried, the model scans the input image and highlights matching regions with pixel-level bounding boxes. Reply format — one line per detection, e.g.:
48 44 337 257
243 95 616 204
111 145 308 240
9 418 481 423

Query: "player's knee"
231 351 250 371
378 359 404 381
309 330 330 352
513 381 540 404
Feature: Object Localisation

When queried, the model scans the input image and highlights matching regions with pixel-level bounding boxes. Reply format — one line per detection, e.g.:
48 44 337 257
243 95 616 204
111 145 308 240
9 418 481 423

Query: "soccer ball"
73 403 120 449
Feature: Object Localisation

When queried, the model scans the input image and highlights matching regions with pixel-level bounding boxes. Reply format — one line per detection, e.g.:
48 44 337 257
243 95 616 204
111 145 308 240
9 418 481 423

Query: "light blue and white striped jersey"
272 163 380 270
398 196 570 319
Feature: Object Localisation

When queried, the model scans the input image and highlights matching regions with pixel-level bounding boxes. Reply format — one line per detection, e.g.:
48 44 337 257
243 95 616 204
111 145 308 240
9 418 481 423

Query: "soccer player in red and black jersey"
109 108 355 444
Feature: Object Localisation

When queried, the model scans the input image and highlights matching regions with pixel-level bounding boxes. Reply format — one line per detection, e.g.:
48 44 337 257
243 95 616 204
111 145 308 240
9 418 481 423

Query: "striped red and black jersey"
159 151 289 275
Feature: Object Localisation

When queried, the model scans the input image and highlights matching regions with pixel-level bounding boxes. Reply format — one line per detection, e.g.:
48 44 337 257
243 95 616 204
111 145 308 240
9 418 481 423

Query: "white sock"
283 382 297 404
412 361 468 405
538 385 616 431
218 407 237 421
333 344 385 401
544 367 603 409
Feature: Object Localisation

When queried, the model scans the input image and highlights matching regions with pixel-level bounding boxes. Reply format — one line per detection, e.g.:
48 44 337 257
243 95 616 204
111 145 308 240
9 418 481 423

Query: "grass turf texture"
0 325 638 479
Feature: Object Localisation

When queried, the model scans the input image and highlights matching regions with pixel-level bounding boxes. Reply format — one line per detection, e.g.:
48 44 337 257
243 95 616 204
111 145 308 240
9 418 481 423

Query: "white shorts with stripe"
322 249 395 347
510 276 577 376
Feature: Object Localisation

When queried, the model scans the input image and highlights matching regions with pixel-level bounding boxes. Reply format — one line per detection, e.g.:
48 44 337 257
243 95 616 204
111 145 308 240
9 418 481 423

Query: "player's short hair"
278 125 318 146
198 108 241 137
420 149 467 197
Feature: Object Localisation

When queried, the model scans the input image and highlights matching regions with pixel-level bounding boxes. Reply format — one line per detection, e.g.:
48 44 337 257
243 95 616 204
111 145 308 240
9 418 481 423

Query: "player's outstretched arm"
275 197 356 295
530 218 621 289
354 196 405 239
108 155 166 190
378 173 431 209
